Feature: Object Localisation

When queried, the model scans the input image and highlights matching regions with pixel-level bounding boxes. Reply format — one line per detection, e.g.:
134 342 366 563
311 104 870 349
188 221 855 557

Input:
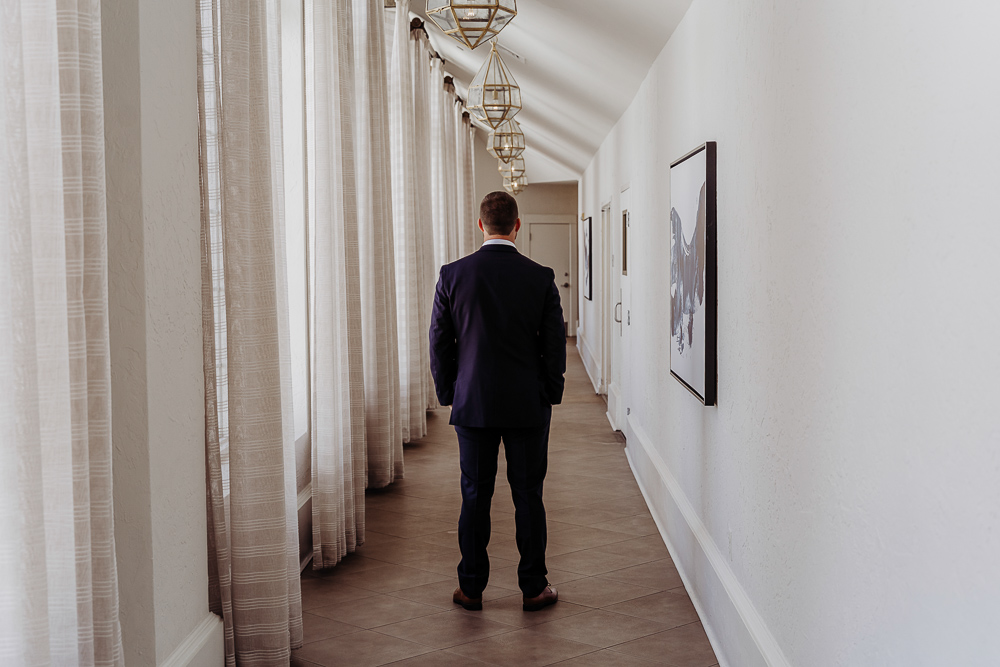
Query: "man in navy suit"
430 191 566 612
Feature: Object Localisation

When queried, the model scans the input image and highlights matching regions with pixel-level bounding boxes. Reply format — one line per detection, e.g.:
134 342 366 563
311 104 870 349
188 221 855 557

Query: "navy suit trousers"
454 408 551 599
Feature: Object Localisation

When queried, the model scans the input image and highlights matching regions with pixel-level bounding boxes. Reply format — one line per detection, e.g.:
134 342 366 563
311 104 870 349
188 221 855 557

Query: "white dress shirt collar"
482 239 516 248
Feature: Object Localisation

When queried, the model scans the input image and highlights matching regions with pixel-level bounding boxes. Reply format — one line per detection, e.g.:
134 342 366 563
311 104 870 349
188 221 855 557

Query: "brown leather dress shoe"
522 585 558 612
453 587 483 611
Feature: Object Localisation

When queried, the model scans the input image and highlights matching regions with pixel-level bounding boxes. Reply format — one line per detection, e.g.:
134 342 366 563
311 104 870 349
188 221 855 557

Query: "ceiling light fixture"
498 155 525 181
487 118 525 163
503 175 528 195
426 0 517 51
467 40 521 129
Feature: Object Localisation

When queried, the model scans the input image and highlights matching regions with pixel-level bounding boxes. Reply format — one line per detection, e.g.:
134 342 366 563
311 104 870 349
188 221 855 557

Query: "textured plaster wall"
104 0 218 663
579 0 1000 664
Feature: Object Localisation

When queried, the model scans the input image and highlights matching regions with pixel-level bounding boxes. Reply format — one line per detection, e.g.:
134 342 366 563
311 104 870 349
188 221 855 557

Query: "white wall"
103 0 223 663
579 1 1000 665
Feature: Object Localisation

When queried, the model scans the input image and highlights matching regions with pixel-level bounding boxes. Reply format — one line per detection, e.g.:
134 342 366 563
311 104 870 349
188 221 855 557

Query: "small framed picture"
669 142 717 406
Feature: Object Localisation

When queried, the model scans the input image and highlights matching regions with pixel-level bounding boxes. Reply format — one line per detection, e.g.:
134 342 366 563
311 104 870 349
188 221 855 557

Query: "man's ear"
514 219 521 233
478 219 485 233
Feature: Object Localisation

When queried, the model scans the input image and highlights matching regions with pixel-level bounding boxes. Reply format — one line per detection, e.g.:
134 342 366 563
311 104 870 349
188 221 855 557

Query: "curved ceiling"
414 0 693 182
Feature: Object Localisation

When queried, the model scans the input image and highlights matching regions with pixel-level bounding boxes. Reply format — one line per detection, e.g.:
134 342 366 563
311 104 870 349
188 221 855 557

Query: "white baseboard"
607 383 622 431
160 612 224 667
576 334 603 394
625 418 792 667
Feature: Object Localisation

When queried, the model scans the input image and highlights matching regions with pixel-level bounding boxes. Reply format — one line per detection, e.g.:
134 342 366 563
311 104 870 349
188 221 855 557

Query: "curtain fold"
353 0 403 487
0 0 124 663
304 0 368 568
197 0 303 664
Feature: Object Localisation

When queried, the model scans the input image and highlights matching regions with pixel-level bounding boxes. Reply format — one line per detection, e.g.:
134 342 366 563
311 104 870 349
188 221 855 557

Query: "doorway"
522 216 577 336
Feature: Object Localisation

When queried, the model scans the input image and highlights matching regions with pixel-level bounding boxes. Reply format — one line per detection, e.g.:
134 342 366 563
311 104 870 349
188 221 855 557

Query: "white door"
606 188 632 432
524 217 576 336
619 189 632 440
607 194 623 429
600 204 612 396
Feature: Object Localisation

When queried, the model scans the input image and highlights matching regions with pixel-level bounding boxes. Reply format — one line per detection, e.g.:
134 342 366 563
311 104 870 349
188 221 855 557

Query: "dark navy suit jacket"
429 243 567 428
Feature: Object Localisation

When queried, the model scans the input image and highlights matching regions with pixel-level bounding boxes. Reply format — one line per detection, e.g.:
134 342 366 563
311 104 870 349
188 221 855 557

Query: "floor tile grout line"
365 621 524 652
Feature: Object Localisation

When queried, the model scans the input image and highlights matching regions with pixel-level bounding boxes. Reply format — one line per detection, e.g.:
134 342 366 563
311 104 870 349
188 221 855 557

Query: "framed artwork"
583 216 593 300
669 142 717 405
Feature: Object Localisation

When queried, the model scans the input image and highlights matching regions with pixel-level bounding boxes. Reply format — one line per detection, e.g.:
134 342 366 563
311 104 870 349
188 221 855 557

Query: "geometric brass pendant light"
426 0 517 51
467 40 522 129
487 118 525 163
498 155 525 181
503 174 527 195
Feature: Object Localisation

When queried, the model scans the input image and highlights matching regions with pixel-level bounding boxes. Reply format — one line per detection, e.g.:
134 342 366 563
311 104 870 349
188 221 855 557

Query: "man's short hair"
480 191 519 236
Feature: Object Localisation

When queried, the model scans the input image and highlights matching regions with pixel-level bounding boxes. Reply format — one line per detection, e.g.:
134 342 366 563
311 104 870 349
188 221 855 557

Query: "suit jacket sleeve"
429 266 457 406
539 268 567 405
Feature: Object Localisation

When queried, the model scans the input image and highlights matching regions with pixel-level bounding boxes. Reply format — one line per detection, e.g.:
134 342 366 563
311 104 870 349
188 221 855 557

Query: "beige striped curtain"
0 0 124 663
353 0 404 488
388 0 430 443
197 0 303 664
429 57 450 272
411 29 440 412
456 107 478 257
442 78 460 264
304 0 368 568
427 54 477 273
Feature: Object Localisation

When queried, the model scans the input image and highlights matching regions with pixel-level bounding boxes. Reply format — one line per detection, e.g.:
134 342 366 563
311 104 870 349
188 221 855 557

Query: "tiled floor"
293 342 720 667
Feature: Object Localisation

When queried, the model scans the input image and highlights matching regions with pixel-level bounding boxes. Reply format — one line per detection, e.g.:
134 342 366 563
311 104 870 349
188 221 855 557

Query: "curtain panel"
459 113 478 258
442 78 460 265
197 0 303 664
410 29 440 412
353 0 404 488
0 0 124 663
304 0 368 568
389 0 431 443
426 59 475 274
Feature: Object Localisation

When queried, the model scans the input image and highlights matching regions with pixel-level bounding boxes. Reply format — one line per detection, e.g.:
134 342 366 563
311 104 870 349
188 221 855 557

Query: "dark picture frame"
583 216 593 301
669 142 717 406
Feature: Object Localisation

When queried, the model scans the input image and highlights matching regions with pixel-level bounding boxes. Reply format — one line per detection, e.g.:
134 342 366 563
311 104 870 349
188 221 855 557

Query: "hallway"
292 343 721 666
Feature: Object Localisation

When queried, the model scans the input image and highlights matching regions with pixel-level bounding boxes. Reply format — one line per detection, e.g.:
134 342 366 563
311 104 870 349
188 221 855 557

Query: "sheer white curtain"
304 0 368 568
429 58 450 272
0 0 124 663
353 0 404 487
197 0 303 663
411 29 439 411
442 79 460 264
388 0 430 443
456 107 478 257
